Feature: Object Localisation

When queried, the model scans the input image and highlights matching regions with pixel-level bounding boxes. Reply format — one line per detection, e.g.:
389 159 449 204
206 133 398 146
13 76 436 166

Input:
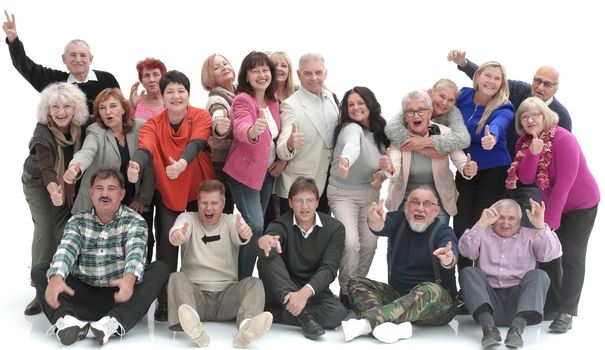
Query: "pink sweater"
518 127 600 229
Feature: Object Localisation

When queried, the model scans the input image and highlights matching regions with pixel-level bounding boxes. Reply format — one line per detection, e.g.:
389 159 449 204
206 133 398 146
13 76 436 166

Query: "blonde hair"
472 61 510 134
36 82 88 125
514 97 559 135
270 51 295 99
431 78 459 96
201 54 234 91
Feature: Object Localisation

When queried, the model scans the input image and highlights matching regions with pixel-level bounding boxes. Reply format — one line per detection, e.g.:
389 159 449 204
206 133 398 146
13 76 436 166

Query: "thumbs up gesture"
379 147 394 174
235 213 252 241
529 131 544 155
166 156 187 180
127 161 140 183
248 116 268 140
337 155 349 179
462 153 478 177
214 109 231 136
481 125 496 150
63 163 81 184
169 222 189 246
48 182 64 207
287 122 304 151
433 241 455 267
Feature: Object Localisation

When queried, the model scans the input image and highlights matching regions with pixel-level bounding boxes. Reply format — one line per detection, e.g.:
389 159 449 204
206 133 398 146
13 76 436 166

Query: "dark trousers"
31 262 169 332
454 166 508 276
506 182 542 228
540 205 598 316
460 267 548 326
257 254 346 329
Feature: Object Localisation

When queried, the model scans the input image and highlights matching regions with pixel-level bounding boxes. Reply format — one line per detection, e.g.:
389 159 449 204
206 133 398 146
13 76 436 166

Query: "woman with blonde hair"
270 51 297 102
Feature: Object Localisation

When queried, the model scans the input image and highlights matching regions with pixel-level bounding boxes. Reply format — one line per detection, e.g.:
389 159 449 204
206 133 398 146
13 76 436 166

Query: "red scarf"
506 124 557 190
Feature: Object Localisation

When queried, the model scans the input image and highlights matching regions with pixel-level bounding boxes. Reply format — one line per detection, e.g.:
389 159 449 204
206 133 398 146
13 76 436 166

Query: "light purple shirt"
459 223 562 288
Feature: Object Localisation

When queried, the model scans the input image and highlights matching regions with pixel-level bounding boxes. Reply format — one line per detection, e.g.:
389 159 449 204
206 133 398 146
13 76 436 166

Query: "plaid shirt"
47 205 148 287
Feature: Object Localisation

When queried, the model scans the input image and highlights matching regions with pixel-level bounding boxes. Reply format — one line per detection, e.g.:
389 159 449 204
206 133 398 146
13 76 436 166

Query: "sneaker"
372 322 413 343
46 315 90 345
456 291 469 315
90 316 125 345
178 304 210 347
233 312 273 348
341 318 372 342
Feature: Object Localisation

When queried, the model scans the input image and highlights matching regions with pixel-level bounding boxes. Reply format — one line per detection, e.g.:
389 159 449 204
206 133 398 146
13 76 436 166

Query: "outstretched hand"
258 235 282 257
127 161 140 183
2 10 17 43
433 241 455 267
447 50 468 67
526 198 546 230
481 125 496 150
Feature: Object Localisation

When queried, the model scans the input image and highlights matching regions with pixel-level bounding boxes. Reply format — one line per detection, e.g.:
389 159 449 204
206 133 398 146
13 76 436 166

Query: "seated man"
167 180 272 348
459 198 562 348
256 176 347 339
31 167 169 346
342 186 458 343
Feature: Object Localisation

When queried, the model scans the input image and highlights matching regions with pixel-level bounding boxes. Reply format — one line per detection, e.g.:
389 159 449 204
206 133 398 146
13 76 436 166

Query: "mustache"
99 196 111 202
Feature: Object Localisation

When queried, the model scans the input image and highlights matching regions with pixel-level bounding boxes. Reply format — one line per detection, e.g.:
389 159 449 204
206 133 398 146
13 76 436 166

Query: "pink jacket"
223 92 281 190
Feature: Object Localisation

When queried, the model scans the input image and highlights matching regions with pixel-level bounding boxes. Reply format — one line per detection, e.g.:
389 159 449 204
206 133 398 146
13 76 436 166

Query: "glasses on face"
293 198 317 206
520 112 542 123
532 77 557 89
407 199 437 209
404 108 430 118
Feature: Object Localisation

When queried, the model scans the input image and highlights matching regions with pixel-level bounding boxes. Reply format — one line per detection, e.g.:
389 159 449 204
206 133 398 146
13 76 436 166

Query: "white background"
0 0 603 348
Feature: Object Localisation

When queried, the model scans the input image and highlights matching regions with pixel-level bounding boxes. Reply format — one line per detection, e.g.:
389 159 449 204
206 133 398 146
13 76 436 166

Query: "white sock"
372 321 413 343
341 318 372 342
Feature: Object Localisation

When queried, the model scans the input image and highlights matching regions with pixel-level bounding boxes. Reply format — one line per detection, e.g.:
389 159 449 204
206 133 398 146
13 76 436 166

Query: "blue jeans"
226 172 273 280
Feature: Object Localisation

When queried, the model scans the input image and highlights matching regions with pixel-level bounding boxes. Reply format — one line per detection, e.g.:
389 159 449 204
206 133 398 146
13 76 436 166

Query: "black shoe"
504 327 524 348
549 313 572 333
24 298 42 316
339 293 351 309
154 302 168 322
456 291 469 315
296 309 325 339
481 326 502 347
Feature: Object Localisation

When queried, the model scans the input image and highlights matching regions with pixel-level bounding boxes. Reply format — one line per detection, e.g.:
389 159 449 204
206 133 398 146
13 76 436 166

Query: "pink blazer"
223 92 281 190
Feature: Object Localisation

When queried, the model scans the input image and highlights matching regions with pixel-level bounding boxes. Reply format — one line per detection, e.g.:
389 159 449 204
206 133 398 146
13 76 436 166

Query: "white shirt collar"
544 96 554 106
67 70 98 84
293 212 323 239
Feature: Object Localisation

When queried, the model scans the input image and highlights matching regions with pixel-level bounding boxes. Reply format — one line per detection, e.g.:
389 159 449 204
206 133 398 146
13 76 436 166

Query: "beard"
405 211 432 232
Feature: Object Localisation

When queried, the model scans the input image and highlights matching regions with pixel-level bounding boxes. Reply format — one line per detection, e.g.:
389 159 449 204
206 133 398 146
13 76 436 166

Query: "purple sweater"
517 127 600 229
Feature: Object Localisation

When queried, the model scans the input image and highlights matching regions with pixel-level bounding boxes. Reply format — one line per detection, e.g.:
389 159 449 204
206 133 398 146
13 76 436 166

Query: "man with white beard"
341 186 459 343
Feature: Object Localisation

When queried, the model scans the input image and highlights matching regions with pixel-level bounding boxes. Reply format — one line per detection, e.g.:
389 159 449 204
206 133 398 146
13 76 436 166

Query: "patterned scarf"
47 122 82 207
505 124 557 190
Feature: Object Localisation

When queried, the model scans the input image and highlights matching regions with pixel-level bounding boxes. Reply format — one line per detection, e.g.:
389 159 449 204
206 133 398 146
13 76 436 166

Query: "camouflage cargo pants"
348 277 456 328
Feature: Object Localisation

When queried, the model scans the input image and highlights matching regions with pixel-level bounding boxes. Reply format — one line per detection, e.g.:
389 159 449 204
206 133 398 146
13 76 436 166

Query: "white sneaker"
90 316 125 345
178 304 210 347
46 315 89 345
233 312 273 348
341 318 372 342
372 321 413 343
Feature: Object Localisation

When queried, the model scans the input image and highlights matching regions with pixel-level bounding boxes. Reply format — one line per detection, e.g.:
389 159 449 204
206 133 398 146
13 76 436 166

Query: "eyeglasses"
532 77 557 89
520 112 542 123
407 199 437 209
292 198 317 206
404 108 430 118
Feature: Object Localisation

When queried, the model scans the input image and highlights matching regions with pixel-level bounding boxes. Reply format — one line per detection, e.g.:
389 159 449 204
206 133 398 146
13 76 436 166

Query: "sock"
342 318 372 342
477 312 495 333
511 313 529 332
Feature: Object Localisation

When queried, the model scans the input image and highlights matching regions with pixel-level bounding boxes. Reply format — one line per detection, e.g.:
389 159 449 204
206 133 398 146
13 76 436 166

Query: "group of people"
6 8 600 349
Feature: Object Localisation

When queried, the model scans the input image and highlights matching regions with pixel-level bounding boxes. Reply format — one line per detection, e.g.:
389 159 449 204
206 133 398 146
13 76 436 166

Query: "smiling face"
404 100 431 136
162 82 189 115
347 92 370 127
212 55 235 87
297 58 326 96
430 86 457 117
140 68 162 94
476 66 503 99
404 188 440 232
97 96 124 132
531 67 559 102
62 43 92 78
493 205 521 238
49 96 75 132
519 107 545 136
272 57 290 85
247 64 272 96
197 190 225 226
89 175 125 217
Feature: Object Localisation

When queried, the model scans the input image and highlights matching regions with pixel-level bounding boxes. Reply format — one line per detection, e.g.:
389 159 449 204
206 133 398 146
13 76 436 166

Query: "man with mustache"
342 186 458 343
30 168 169 346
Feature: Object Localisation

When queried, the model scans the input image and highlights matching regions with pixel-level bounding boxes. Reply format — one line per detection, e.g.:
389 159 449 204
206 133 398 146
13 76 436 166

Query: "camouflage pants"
348 277 456 328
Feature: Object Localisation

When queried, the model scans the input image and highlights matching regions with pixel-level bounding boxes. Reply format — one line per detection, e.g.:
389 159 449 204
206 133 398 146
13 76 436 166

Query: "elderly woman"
22 82 88 315
506 97 599 333
130 57 167 120
327 86 389 307
127 70 215 321
223 51 281 280
63 88 154 260
201 53 237 213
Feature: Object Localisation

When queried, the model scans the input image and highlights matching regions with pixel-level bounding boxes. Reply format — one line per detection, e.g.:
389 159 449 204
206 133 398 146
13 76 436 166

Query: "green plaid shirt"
47 205 148 287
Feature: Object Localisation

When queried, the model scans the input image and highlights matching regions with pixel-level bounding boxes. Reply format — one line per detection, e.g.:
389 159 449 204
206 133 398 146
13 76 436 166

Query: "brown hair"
92 88 135 134
198 179 226 197
288 176 319 200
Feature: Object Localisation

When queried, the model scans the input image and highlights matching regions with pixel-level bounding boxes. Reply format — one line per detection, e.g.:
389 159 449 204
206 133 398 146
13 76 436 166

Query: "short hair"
236 51 277 102
406 185 439 203
90 167 124 189
270 51 295 98
201 54 234 91
136 57 167 81
472 61 510 134
514 97 560 135
496 199 522 219
37 82 88 125
92 88 135 134
401 90 432 110
431 78 459 97
298 53 325 70
198 179 226 197
160 70 191 95
288 176 319 200
63 39 91 56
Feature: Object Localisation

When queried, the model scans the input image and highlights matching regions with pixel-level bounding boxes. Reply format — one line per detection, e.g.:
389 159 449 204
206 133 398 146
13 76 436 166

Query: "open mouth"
204 213 214 220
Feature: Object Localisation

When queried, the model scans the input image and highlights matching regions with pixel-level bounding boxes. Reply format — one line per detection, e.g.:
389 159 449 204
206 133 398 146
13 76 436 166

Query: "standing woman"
130 57 167 120
201 53 237 213
450 60 514 278
223 51 281 279
22 82 88 315
127 70 215 321
328 86 389 306
507 97 599 333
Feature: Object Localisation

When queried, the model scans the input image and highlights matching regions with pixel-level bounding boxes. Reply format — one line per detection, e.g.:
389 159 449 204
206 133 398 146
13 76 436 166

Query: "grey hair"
401 90 432 110
298 52 325 69
63 39 92 56
497 199 522 218
406 185 439 204
36 82 89 126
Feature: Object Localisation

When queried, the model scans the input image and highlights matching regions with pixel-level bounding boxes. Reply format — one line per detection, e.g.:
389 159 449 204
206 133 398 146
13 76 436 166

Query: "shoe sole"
91 326 107 345
372 322 413 344
178 305 210 347
58 324 89 346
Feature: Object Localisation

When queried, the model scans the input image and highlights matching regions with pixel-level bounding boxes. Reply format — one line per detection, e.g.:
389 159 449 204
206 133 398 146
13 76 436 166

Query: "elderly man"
342 186 458 343
459 198 562 347
256 177 346 340
30 168 169 346
3 11 120 112
275 53 339 215
166 180 272 348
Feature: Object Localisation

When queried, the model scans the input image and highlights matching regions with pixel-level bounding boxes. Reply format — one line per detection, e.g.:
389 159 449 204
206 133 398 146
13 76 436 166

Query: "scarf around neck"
47 122 81 205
